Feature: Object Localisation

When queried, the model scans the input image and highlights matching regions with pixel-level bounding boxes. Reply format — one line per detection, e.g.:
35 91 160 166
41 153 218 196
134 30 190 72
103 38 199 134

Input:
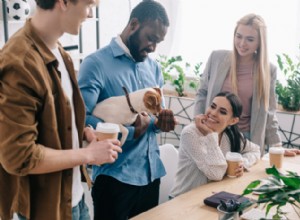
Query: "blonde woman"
194 14 281 156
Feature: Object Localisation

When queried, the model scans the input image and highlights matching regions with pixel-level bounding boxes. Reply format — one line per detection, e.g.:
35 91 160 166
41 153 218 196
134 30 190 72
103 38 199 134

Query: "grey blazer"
194 50 281 155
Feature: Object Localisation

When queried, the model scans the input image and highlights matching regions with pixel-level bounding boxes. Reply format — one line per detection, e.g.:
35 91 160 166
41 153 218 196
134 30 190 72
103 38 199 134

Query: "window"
156 0 300 80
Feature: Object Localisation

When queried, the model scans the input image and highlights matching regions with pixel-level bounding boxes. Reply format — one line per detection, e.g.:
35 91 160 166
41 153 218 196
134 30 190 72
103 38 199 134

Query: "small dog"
92 87 162 144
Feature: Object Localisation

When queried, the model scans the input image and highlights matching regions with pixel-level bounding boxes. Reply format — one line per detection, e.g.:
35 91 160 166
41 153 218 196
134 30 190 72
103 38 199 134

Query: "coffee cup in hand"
95 122 120 141
269 147 285 169
225 152 243 178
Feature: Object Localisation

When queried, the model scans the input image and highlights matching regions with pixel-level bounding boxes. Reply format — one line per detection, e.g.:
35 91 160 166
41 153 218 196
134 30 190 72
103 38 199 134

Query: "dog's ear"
144 91 162 113
144 93 158 107
153 87 162 97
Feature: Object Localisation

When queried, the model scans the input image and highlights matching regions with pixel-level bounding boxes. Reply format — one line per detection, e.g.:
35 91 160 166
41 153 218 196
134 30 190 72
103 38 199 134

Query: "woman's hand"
194 114 213 136
284 148 300 157
235 163 244 177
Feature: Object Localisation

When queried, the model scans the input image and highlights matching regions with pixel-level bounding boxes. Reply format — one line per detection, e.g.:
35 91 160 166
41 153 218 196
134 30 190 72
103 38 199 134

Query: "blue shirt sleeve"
78 56 104 128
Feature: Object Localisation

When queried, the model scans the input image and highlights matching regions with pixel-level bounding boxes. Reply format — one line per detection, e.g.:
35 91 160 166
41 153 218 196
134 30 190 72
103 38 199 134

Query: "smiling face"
127 19 167 62
204 96 239 134
234 24 259 61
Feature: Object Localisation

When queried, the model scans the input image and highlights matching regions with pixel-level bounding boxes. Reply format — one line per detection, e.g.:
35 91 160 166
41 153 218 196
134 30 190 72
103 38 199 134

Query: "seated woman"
170 92 261 198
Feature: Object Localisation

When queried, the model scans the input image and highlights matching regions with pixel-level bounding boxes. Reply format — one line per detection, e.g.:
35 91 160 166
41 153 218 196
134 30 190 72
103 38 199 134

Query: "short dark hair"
130 0 169 27
35 0 78 10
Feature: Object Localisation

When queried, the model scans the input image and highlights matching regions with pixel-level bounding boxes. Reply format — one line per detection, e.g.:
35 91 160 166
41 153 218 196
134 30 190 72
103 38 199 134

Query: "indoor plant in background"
156 55 202 147
157 55 202 97
276 47 300 112
241 166 300 220
275 47 300 149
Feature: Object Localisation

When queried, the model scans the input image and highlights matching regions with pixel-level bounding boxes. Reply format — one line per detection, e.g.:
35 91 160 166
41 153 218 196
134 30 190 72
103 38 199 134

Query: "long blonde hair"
230 13 270 110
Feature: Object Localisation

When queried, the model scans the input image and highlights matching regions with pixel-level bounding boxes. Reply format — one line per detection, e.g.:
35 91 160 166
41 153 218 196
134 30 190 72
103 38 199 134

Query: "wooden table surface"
131 155 300 220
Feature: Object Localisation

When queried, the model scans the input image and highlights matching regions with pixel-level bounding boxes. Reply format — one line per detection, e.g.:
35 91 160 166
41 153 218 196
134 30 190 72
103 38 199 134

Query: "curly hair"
129 0 169 27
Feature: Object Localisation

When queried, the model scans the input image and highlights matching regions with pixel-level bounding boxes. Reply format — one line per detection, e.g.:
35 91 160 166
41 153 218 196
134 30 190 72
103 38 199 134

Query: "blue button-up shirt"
78 38 166 185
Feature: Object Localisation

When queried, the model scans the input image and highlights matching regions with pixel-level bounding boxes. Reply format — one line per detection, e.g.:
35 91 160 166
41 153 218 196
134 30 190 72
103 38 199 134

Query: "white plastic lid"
269 147 285 154
226 152 243 161
96 122 120 133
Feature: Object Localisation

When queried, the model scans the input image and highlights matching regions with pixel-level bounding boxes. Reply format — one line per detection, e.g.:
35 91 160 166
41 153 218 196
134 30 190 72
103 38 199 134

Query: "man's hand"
133 112 151 139
86 139 122 165
155 109 177 132
83 126 96 143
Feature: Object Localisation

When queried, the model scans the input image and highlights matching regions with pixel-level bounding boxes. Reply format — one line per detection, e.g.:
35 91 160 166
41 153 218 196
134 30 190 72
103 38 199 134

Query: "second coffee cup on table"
226 152 243 178
95 122 120 141
269 147 285 169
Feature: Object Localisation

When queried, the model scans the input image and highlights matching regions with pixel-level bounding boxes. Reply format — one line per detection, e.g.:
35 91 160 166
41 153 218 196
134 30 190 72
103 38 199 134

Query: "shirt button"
67 126 71 131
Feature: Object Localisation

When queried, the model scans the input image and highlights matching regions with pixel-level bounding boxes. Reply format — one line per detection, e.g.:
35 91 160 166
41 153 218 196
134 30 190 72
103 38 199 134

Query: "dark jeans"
92 175 160 220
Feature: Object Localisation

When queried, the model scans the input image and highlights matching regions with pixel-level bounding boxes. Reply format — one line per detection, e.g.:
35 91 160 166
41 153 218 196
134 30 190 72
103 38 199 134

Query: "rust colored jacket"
0 19 85 220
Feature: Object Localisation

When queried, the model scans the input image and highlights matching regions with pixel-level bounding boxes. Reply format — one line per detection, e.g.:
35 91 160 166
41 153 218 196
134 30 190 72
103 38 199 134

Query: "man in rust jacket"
0 0 122 220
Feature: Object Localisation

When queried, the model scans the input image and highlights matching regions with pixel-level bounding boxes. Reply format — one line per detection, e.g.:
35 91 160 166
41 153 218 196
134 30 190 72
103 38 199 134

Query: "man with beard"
78 0 176 219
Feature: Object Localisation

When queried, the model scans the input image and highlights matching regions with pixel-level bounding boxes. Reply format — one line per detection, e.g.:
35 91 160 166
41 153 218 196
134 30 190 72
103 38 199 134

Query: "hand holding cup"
225 152 243 178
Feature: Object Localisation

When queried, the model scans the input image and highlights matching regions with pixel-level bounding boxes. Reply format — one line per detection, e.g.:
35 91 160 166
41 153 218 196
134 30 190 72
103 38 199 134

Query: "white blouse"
170 122 261 198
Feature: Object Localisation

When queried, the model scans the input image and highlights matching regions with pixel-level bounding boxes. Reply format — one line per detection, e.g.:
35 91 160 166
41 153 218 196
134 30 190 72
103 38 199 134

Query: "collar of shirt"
23 18 57 65
115 35 135 61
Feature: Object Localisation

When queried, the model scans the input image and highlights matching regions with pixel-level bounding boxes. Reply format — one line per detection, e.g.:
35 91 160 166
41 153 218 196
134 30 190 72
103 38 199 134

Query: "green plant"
157 55 202 97
276 49 300 111
188 62 202 90
241 166 300 220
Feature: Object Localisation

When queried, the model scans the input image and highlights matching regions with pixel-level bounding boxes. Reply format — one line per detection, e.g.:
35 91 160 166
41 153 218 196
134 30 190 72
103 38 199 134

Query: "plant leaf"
242 180 261 195
280 176 300 189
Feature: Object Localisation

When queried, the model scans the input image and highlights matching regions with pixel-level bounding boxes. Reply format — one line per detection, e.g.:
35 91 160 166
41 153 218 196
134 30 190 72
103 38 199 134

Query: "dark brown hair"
35 0 78 10
215 91 246 153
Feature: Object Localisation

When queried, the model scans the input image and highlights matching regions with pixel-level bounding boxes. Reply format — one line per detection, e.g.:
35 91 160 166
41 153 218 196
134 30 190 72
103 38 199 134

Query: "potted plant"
157 55 202 97
275 48 300 149
240 166 300 220
276 47 300 111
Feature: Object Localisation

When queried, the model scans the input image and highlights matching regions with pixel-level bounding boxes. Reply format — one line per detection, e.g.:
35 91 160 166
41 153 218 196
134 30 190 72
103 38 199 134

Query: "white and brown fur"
92 87 162 144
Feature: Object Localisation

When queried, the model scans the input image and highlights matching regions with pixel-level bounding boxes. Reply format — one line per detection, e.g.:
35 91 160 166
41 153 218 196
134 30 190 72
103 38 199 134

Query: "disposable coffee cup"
95 122 120 141
226 152 243 178
269 147 285 169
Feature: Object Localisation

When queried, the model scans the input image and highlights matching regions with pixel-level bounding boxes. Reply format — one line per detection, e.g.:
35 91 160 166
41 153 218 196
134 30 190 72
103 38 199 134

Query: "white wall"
160 0 300 81
1 0 300 79
92 0 300 82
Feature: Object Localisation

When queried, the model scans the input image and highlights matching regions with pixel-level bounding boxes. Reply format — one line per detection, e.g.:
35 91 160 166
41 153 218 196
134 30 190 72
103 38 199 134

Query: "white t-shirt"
51 47 83 207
